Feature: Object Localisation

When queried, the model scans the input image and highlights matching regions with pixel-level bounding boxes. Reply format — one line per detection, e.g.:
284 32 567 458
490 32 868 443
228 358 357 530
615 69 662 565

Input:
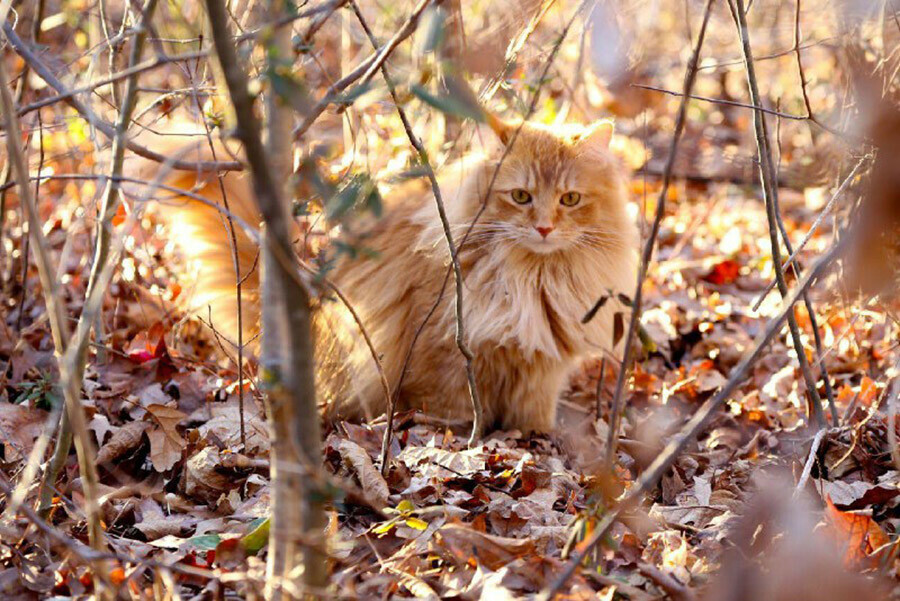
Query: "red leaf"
702 259 740 285
111 202 129 226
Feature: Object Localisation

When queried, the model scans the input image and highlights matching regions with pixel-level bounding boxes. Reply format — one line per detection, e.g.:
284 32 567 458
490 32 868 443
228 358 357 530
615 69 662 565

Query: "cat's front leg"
499 367 567 434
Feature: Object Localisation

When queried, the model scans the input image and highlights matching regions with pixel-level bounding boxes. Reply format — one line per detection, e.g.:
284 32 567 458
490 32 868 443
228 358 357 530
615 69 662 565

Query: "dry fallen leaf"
824 496 892 568
437 524 536 570
819 479 900 510
197 402 269 452
96 421 150 465
183 446 232 504
145 404 187 472
398 445 487 477
133 497 197 541
338 439 390 507
0 403 46 461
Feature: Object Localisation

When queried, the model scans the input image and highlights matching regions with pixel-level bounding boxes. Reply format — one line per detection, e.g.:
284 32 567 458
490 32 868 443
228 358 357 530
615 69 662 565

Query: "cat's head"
468 116 632 256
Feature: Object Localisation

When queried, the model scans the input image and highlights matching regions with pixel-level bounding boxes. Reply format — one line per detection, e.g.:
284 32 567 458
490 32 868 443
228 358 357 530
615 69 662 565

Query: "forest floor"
1 0 898 598
2 157 895 599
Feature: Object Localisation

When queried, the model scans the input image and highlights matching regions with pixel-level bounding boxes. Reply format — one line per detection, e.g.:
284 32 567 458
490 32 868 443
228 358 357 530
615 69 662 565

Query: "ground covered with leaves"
2 0 900 599
4 172 897 599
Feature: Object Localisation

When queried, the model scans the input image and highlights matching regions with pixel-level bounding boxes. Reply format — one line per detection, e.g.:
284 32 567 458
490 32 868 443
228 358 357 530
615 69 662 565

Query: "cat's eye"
511 189 532 204
560 191 581 207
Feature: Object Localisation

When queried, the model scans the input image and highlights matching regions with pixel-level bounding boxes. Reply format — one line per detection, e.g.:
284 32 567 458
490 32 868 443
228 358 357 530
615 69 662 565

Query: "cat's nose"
535 226 554 238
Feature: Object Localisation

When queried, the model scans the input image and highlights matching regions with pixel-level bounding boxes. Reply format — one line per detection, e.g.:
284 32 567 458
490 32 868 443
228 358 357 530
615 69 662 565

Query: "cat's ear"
577 119 614 148
485 111 515 145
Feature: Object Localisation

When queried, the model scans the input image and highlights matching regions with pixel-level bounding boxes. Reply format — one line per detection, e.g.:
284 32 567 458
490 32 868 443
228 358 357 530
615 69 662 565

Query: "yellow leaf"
373 520 397 535
405 517 428 530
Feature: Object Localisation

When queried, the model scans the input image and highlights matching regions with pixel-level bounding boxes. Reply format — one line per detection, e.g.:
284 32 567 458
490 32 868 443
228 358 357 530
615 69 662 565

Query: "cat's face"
474 119 631 256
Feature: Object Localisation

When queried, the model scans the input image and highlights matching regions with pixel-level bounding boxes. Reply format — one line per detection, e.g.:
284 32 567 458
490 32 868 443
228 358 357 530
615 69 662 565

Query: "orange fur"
139 119 638 433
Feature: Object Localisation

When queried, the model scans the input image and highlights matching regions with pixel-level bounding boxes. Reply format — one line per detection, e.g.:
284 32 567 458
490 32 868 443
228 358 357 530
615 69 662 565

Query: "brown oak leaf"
145 404 187 472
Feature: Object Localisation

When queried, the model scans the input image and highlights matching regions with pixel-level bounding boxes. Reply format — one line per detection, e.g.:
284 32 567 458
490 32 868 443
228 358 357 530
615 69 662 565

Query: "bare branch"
751 155 868 311
728 0 826 427
0 23 107 581
203 0 327 593
293 0 433 141
348 0 485 444
632 83 808 120
1 24 243 171
605 0 715 467
794 427 827 495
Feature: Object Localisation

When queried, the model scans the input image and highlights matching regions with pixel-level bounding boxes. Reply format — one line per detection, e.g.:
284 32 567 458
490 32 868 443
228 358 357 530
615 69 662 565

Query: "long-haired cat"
139 116 638 433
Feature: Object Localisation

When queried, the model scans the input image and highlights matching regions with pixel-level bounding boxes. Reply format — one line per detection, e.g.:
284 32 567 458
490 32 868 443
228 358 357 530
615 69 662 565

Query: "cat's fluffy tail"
128 136 364 416
127 137 265 355
128 138 378 417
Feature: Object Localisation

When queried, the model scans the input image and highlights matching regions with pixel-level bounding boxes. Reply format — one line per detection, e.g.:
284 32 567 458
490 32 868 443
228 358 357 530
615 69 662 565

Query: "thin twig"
638 562 697 601
0 0 44 285
769 110 836 426
478 0 558 101
0 473 111 582
351 0 484 445
348 0 416 467
789 0 848 139
386 0 585 449
40 0 162 514
1 115 59 525
1 24 242 172
15 110 41 333
0 26 108 581
191 100 248 448
634 81 854 140
793 0 814 119
12 0 337 120
794 427 827 496
16 50 207 116
771 196 838 425
751 155 867 311
292 0 433 141
302 256 393 474
604 0 715 467
632 83 808 120
697 36 836 71
728 0 825 427
87 0 160 337
539 238 845 600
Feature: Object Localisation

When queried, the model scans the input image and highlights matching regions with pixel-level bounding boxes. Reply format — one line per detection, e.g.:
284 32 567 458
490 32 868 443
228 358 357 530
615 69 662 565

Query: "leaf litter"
4 183 899 598
3 3 900 598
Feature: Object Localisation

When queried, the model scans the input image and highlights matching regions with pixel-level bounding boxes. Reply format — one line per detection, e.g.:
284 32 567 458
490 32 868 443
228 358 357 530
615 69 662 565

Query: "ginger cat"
141 116 638 433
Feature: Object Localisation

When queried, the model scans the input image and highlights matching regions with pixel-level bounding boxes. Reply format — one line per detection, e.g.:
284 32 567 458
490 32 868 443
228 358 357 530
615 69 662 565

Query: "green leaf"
637 323 657 354
240 517 270 554
326 174 382 221
418 6 446 55
336 80 376 105
186 534 221 551
410 84 485 122
267 67 311 115
297 156 337 203
388 164 431 183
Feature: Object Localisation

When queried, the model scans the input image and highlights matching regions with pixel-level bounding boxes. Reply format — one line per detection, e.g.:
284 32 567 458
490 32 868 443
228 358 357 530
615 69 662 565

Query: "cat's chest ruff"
462 257 592 360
